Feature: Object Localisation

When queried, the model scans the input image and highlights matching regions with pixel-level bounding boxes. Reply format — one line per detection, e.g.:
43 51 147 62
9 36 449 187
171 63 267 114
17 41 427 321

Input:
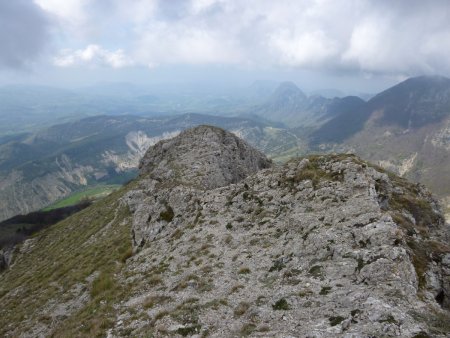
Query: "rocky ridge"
0 126 449 337
122 126 450 337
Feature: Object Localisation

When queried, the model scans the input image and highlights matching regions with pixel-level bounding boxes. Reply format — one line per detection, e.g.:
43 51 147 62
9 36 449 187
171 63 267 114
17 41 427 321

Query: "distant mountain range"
249 75 450 218
252 81 366 127
1 75 449 221
310 75 450 144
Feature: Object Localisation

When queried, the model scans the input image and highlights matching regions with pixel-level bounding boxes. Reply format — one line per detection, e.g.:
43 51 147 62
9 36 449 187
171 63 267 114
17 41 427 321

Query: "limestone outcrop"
138 125 272 190
122 126 450 337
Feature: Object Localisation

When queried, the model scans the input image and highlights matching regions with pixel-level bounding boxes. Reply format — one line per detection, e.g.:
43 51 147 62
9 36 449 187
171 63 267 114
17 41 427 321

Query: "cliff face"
0 126 449 337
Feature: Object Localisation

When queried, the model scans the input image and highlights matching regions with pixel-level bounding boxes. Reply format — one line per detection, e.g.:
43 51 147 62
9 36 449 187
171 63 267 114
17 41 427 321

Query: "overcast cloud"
0 0 50 69
3 0 450 84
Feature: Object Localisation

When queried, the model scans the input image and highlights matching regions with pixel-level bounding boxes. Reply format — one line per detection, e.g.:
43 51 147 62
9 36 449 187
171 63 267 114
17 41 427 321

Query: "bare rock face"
122 127 450 337
138 125 272 190
0 247 14 272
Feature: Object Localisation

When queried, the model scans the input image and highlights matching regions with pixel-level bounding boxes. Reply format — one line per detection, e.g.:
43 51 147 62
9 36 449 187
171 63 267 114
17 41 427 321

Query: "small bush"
152 310 169 323
329 316 345 326
298 290 313 297
148 275 164 287
412 332 431 338
379 314 398 324
171 228 184 240
224 234 233 244
238 267 251 274
308 265 323 278
204 298 228 309
159 205 174 222
177 325 201 336
272 298 290 310
230 284 244 294
269 259 285 272
319 286 332 295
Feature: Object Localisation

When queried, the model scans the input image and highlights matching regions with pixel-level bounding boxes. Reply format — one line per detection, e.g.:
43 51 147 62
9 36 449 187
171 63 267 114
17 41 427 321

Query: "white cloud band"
54 45 132 68
34 0 450 76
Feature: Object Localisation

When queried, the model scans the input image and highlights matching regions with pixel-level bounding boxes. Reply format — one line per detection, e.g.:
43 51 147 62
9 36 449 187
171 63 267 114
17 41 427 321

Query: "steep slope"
309 76 450 204
0 126 449 337
0 114 296 221
369 75 450 128
310 75 450 144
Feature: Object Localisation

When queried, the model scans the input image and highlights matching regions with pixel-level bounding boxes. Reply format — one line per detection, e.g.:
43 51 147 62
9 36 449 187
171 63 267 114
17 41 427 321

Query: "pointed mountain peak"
272 81 306 100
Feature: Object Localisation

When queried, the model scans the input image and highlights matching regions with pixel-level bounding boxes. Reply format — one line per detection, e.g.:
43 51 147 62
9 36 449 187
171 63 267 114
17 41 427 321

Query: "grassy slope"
42 185 121 211
0 184 134 337
0 202 91 249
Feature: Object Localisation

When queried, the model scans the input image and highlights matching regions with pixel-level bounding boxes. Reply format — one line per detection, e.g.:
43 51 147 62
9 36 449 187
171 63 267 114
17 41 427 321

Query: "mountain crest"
139 125 272 190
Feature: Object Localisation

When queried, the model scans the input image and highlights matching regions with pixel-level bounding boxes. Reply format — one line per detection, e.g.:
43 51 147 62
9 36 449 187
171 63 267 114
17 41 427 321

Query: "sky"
1 0 450 93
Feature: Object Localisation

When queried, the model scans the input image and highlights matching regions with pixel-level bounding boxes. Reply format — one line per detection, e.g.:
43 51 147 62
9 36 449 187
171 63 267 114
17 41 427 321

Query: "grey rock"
0 246 14 272
119 127 450 337
139 125 272 190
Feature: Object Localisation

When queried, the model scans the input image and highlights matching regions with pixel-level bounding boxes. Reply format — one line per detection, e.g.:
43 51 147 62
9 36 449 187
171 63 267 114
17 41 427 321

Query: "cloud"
31 0 450 76
0 0 50 69
54 45 133 68
269 30 339 67
34 0 88 26
134 23 243 66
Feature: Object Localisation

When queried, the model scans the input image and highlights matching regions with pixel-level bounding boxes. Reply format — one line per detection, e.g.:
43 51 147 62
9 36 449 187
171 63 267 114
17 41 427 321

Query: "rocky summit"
138 125 272 190
0 125 449 338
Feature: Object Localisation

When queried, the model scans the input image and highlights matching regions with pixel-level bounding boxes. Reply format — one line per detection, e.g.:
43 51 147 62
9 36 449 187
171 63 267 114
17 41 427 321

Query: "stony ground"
119 152 450 337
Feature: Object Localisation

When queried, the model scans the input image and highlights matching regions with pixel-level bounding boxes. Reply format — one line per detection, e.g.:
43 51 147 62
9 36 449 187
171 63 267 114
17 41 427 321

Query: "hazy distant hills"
310 75 450 144
0 83 276 136
253 81 366 127
0 114 297 221
0 81 358 137
1 75 450 220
